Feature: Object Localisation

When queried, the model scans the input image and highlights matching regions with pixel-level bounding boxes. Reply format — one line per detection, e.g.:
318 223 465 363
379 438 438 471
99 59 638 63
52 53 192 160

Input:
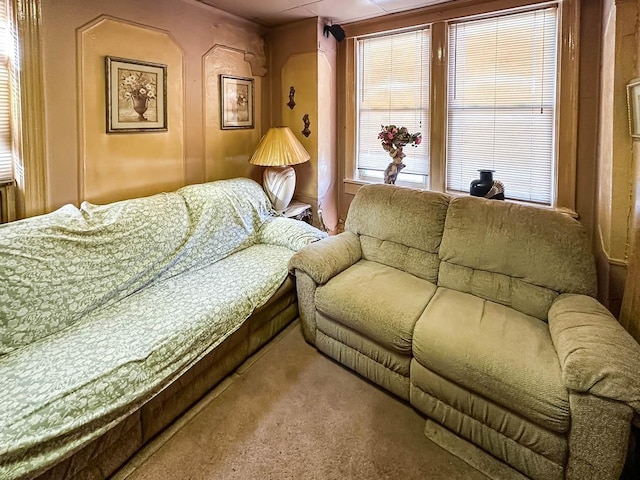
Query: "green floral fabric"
0 178 325 479
0 194 191 355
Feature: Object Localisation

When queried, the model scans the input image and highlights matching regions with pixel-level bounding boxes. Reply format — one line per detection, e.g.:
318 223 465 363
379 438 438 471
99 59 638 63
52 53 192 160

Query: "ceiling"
196 0 452 27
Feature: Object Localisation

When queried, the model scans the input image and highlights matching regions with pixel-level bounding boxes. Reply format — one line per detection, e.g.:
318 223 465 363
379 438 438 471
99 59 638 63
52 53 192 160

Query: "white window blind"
446 7 558 204
0 0 15 184
356 29 430 182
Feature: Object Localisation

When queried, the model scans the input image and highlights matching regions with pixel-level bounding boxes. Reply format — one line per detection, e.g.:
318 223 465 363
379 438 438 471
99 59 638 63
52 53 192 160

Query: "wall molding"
75 14 187 204
76 15 188 204
598 226 628 267
608 256 629 267
203 44 267 78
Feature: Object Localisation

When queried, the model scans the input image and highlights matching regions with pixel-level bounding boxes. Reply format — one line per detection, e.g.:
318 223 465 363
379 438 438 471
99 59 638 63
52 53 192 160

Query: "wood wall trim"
14 0 47 217
342 38 356 189
429 21 446 192
555 0 579 211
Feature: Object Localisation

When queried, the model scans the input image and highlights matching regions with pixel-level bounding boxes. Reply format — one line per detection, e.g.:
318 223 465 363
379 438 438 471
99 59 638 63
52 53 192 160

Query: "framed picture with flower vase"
105 56 167 133
220 75 254 130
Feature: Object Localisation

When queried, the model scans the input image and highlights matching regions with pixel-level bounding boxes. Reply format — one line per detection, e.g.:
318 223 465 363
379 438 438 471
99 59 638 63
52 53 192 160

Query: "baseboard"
424 419 529 480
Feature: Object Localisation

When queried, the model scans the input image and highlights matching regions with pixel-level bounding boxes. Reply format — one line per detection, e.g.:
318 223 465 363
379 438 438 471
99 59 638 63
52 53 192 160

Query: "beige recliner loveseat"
288 184 640 480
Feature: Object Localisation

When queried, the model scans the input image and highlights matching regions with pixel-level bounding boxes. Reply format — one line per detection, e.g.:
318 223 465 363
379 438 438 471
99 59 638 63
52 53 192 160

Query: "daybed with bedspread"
289 183 640 480
0 178 325 480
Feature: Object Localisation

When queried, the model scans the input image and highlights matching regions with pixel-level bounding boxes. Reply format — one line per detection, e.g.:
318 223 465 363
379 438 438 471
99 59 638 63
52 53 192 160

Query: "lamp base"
263 166 296 213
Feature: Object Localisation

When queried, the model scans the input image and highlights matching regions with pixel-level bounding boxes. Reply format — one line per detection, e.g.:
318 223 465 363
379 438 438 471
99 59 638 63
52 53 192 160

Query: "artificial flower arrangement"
378 125 422 184
378 125 422 151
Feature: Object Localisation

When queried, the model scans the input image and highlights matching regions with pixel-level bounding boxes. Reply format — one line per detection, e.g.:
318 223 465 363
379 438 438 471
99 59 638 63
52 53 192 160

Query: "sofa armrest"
257 217 327 251
548 293 640 413
565 392 633 480
288 231 362 285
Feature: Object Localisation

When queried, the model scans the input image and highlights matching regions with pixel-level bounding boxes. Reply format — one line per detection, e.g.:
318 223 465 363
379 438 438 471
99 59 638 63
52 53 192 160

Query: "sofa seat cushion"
412 288 569 433
0 244 296 479
315 259 437 355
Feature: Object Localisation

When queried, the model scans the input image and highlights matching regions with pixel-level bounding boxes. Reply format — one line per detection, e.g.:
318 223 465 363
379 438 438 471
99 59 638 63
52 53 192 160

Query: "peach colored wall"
317 51 338 232
41 0 266 210
266 19 317 128
268 17 339 232
204 46 263 183
597 0 635 262
79 18 184 204
619 0 640 337
596 0 637 315
282 52 318 204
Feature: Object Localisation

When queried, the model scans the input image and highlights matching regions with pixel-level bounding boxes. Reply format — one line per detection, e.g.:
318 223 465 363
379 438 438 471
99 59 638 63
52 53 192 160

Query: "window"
0 0 16 185
446 8 558 204
356 29 430 185
350 2 568 208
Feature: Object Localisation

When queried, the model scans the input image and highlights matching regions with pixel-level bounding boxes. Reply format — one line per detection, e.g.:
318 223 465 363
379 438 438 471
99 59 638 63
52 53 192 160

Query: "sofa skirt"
32 277 298 480
409 359 566 480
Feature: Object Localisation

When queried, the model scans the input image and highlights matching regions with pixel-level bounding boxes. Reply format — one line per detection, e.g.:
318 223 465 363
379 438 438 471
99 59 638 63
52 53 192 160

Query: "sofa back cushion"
165 178 275 279
438 197 597 320
345 184 450 284
0 193 191 355
0 178 276 356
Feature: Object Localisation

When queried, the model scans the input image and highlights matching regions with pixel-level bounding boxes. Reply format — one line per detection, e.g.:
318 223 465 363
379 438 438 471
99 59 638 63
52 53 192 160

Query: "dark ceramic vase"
470 169 494 197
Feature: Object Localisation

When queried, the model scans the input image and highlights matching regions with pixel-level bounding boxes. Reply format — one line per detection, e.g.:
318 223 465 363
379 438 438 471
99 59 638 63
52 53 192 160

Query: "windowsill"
343 178 579 219
344 177 430 195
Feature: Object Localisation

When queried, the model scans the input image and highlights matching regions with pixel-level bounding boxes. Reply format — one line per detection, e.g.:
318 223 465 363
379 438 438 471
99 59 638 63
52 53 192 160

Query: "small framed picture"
106 56 167 133
627 78 640 138
220 75 254 129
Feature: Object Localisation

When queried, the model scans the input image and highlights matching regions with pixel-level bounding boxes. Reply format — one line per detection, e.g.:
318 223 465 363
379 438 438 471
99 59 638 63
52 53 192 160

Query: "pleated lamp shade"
249 127 310 213
249 127 310 166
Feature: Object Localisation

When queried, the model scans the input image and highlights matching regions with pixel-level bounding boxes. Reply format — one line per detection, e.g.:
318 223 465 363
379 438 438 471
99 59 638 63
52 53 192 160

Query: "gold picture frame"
106 56 167 133
220 75 254 130
627 78 640 139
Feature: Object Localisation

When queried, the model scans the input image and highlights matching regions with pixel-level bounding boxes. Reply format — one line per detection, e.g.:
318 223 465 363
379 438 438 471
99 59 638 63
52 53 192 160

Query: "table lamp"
249 126 310 213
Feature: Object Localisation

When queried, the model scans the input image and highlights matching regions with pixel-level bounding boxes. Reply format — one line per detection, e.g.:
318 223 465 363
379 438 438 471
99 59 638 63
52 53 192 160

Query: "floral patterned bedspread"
0 178 325 479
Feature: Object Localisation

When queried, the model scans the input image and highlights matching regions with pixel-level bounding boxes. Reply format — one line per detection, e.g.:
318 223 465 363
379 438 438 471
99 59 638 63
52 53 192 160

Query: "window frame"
342 0 579 212
0 0 15 186
444 6 560 205
354 27 432 186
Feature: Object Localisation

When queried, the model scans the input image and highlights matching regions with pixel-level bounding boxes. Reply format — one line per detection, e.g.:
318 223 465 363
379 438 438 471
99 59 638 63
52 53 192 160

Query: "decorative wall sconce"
287 86 296 110
302 114 311 137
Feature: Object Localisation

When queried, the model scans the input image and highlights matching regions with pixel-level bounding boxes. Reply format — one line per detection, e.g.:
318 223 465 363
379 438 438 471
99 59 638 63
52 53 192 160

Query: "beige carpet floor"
113 321 489 480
